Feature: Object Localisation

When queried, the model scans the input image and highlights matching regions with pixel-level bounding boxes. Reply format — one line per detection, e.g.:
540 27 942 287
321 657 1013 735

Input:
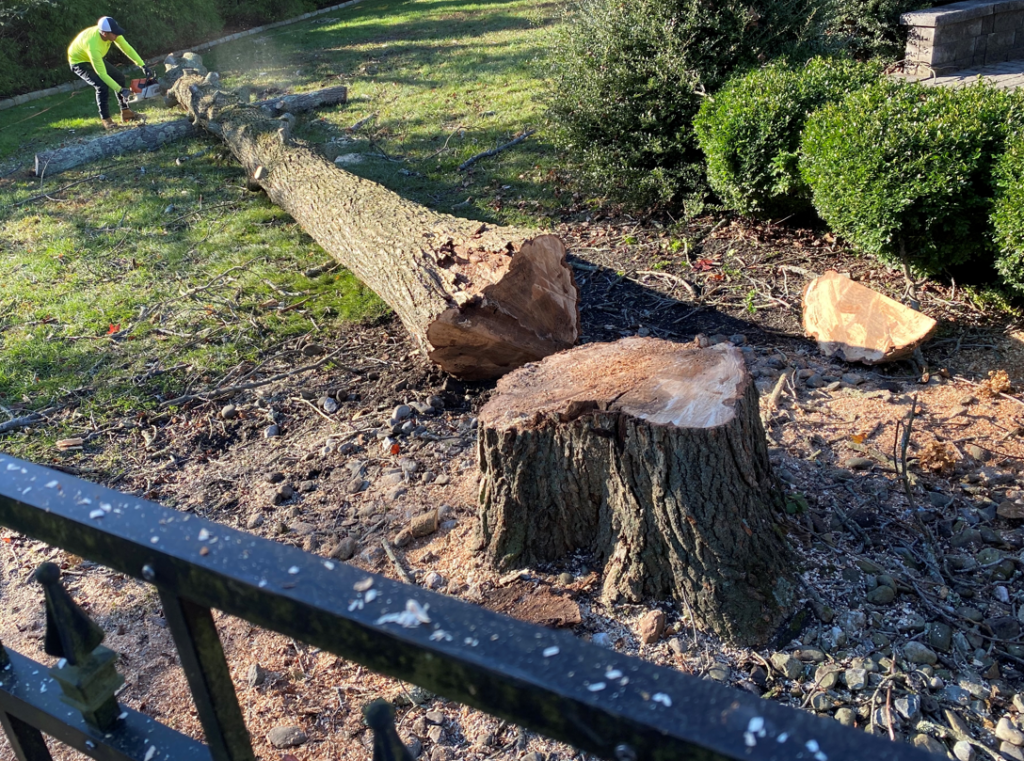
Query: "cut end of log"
480 337 747 429
803 270 937 364
426 234 580 380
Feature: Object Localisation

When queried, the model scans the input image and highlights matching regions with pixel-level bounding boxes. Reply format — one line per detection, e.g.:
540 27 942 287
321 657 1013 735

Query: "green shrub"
547 0 832 210
800 80 1020 275
992 130 1024 296
828 0 927 60
693 56 881 218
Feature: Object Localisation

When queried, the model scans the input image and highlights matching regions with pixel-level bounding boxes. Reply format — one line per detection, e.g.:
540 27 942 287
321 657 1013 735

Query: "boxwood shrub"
992 130 1024 296
800 80 1020 275
546 0 831 211
693 56 881 218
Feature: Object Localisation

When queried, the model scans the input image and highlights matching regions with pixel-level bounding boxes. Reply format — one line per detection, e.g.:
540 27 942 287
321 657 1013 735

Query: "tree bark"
34 86 351 179
477 337 798 646
34 120 198 178
169 75 579 380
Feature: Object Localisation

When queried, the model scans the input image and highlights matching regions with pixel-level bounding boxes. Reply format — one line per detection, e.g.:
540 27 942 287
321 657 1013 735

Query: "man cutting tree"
68 16 152 130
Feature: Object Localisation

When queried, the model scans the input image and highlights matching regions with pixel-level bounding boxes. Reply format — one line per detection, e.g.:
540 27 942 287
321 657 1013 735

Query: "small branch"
381 537 415 585
459 129 536 172
160 346 355 407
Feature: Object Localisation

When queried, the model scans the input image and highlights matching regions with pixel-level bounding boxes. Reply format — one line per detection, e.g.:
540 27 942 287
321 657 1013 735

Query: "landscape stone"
772 653 803 680
986 616 1020 640
912 733 947 755
844 668 868 691
953 740 975 761
943 685 971 705
637 609 667 644
1002 743 1024 761
996 717 1024 746
928 622 953 653
844 457 874 471
834 707 856 727
867 585 896 605
896 694 921 721
267 726 308 748
814 665 839 690
904 641 938 665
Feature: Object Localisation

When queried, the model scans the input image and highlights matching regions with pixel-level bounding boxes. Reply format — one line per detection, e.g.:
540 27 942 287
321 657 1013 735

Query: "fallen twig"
160 346 355 407
458 129 536 172
381 536 415 585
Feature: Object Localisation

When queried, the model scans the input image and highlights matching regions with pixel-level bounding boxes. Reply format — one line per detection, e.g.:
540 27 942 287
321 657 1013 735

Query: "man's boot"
101 118 119 130
120 107 142 123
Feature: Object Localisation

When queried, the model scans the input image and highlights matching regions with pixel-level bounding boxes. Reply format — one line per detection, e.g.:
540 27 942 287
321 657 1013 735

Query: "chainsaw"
129 77 161 101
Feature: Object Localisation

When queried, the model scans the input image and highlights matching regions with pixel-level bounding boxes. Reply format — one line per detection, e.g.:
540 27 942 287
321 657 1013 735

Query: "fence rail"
0 453 931 760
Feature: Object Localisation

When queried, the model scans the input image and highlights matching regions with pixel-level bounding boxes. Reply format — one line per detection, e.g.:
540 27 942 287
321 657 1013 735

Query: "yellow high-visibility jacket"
67 26 145 91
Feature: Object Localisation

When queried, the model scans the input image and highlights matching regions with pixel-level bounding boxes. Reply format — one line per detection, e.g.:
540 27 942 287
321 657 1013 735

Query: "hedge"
992 130 1024 296
546 0 832 211
693 56 881 218
800 80 1021 275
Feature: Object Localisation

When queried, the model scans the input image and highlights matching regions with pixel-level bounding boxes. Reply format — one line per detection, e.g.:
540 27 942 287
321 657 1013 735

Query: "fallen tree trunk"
34 85 349 179
170 74 578 379
476 337 798 646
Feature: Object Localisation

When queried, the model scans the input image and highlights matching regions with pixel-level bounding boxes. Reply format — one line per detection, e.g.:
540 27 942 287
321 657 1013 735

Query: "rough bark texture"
477 338 798 646
803 270 938 364
33 86 349 179
169 75 579 379
34 120 198 178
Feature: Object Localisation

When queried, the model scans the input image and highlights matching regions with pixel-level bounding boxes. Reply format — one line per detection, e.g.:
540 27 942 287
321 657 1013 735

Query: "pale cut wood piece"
477 337 798 647
802 270 938 364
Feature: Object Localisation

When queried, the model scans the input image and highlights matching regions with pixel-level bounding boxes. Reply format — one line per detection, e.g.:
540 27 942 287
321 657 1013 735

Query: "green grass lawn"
0 0 567 460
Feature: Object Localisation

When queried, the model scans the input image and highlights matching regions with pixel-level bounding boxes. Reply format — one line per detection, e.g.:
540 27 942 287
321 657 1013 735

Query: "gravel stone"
220 404 237 420
392 404 413 422
1003 743 1024 761
896 694 921 721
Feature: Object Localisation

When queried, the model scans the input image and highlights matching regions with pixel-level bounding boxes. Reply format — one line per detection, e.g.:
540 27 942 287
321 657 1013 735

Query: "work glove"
142 65 153 79
119 87 132 101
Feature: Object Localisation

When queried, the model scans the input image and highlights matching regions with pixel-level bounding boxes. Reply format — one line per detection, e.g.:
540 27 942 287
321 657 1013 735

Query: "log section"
477 338 798 646
35 85 350 179
170 75 579 379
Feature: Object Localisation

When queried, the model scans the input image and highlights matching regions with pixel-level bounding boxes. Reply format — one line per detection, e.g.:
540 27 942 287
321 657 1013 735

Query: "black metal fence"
0 453 930 760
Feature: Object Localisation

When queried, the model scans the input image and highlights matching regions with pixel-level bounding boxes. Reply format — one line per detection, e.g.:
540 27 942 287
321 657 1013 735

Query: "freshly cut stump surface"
477 338 798 646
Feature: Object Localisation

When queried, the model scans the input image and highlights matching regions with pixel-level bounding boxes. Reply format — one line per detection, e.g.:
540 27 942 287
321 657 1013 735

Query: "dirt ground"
3 212 1024 761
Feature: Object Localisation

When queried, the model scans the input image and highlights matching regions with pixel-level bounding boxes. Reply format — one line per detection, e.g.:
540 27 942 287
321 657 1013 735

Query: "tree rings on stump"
477 337 798 646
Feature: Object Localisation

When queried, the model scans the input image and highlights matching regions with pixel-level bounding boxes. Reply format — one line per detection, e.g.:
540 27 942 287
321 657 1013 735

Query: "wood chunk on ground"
802 270 938 364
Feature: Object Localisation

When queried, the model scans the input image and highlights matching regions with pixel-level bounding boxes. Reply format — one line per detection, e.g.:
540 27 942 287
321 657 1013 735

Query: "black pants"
70 61 128 120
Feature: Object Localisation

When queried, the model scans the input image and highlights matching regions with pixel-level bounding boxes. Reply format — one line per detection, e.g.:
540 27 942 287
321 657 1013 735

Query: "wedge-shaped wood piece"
477 337 797 647
803 270 937 364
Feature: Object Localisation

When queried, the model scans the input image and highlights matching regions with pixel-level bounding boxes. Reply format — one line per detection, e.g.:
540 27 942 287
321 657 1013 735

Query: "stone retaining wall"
902 0 1024 74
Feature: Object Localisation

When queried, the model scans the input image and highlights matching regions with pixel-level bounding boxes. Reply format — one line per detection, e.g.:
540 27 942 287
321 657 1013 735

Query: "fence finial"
363 699 414 761
35 561 124 729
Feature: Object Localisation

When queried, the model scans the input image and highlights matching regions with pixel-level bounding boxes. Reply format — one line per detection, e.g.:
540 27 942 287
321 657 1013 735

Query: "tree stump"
477 337 798 646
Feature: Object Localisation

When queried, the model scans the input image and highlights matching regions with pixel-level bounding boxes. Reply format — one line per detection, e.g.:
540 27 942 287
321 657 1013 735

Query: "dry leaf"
55 437 84 450
978 369 1012 397
917 441 956 474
